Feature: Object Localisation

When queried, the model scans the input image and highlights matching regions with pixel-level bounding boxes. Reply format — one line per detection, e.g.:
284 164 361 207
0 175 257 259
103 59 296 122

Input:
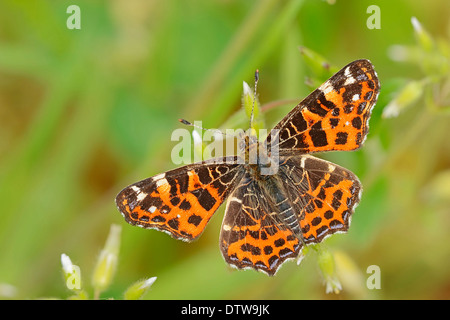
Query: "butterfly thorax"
240 132 277 176
239 132 303 239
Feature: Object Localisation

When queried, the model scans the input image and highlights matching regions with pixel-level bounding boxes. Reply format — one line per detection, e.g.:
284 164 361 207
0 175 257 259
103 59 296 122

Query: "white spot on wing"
344 66 351 77
136 192 147 201
229 196 242 204
319 80 334 95
327 163 336 172
343 66 356 85
155 178 168 188
300 156 307 168
344 76 356 86
152 173 166 181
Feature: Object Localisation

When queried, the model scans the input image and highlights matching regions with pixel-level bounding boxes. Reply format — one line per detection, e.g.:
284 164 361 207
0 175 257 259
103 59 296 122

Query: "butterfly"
115 59 380 275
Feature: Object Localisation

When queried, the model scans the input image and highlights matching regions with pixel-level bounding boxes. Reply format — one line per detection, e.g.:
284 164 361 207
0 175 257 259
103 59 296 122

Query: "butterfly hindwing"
266 59 379 154
116 156 245 241
220 173 302 275
279 155 362 244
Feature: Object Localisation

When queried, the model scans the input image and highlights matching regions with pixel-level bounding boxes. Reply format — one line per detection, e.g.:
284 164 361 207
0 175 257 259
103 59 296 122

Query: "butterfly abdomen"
260 175 302 239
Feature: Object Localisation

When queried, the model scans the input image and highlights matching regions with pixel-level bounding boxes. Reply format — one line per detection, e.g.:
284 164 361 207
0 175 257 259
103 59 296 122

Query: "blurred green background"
0 0 449 300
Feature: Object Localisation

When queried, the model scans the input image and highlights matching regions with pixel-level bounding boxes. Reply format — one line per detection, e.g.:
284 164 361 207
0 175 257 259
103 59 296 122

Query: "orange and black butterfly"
116 59 380 275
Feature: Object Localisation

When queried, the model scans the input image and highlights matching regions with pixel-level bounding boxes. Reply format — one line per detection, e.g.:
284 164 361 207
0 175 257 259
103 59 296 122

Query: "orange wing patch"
221 220 301 276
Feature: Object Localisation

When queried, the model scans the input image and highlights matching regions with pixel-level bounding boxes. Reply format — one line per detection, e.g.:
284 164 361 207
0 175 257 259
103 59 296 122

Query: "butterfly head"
237 128 279 176
238 128 259 154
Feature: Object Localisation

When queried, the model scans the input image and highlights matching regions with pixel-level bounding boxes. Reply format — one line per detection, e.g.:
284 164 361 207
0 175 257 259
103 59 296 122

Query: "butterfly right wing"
116 156 245 242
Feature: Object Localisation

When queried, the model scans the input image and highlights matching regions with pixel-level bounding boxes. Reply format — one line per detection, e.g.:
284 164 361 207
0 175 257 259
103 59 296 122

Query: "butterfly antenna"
249 69 259 130
178 119 232 139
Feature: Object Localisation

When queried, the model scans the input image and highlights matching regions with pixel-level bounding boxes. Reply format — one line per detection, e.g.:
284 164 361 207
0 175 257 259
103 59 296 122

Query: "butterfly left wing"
116 156 245 242
266 59 379 154
220 173 302 275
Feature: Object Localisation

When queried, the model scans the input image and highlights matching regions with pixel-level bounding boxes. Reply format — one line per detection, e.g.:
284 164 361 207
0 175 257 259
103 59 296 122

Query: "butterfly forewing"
266 59 379 154
116 156 245 241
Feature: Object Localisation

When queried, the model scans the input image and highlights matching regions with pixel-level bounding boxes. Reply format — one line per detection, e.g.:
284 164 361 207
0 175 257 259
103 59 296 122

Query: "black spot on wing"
309 121 328 147
191 188 217 211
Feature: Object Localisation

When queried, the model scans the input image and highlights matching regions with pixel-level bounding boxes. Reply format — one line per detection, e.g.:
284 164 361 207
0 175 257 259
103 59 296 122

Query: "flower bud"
411 17 434 52
61 253 82 292
317 246 342 294
382 80 424 118
123 277 157 300
91 224 121 295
